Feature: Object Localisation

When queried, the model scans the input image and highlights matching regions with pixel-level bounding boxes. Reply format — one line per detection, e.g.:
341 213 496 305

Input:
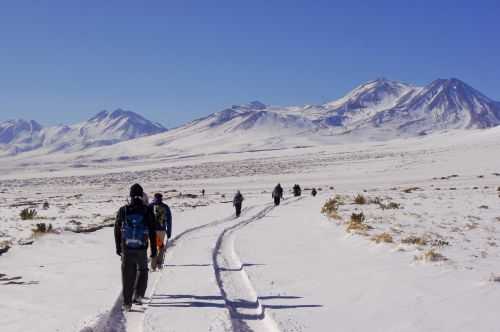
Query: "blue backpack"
122 209 149 249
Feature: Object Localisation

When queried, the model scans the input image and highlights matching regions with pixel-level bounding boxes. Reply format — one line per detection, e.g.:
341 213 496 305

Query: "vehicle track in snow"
212 198 303 332
81 207 255 332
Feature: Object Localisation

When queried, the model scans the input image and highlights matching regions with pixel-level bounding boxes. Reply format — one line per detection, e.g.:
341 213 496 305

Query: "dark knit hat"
130 183 144 198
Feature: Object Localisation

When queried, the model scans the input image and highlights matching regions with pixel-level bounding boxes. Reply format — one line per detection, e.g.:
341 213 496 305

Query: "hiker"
293 184 302 197
201 189 205 197
114 184 157 311
272 183 284 206
149 193 172 271
233 190 244 217
311 188 317 197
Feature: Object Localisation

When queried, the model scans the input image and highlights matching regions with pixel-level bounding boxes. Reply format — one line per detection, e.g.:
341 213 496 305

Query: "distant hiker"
311 188 317 197
272 183 284 206
114 183 157 311
233 190 244 217
293 184 302 197
201 189 205 197
150 193 172 271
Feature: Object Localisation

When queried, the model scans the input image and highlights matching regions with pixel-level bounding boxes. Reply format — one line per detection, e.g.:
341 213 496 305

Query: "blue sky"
1 0 499 127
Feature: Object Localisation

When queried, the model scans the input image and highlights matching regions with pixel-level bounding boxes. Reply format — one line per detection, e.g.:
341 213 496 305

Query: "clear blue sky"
1 0 499 127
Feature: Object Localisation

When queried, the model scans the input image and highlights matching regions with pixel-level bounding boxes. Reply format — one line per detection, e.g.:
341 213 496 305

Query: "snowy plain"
0 126 500 331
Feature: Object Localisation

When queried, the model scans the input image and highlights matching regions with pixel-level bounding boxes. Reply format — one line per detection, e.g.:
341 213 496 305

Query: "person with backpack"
114 183 157 311
233 190 244 217
149 193 172 271
311 188 318 197
293 184 302 197
272 183 284 206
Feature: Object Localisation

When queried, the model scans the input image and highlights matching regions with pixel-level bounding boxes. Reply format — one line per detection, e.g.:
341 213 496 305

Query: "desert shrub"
429 239 449 247
386 202 400 209
371 232 393 244
402 235 428 246
346 212 371 232
20 208 38 220
32 223 54 234
497 186 500 192
371 197 400 210
321 198 341 219
415 249 447 262
354 194 367 205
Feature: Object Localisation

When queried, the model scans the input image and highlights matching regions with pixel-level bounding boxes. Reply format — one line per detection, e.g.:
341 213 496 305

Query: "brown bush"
321 198 341 220
415 249 448 262
346 212 371 233
371 232 393 244
402 235 428 246
20 208 38 220
354 194 367 205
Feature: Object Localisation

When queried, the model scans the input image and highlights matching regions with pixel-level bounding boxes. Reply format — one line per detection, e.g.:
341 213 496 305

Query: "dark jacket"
149 201 173 238
115 201 157 256
272 185 284 199
233 192 244 206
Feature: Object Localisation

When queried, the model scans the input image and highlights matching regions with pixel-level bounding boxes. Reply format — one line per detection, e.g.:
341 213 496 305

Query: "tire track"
212 197 303 332
81 206 255 332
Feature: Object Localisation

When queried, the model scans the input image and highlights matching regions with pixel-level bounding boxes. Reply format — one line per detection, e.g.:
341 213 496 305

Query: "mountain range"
0 109 166 156
1 78 499 157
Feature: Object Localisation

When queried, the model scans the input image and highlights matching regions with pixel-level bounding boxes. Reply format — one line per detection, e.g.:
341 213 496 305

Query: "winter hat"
130 183 144 198
154 193 163 202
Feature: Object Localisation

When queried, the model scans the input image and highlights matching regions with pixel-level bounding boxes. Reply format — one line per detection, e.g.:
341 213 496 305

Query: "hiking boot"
122 303 132 312
133 296 147 305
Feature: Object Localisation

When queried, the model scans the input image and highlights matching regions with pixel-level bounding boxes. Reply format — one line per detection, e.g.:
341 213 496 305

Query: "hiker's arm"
114 208 123 255
147 209 158 257
166 206 172 239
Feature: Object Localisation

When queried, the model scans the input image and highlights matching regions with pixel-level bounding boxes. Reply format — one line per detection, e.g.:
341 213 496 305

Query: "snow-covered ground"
1 127 499 331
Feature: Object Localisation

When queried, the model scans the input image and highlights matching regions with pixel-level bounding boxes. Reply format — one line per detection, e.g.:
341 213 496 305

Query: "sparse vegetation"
415 249 448 262
402 235 428 246
371 232 393 244
346 212 372 233
20 208 38 220
354 194 367 204
370 197 400 210
321 198 341 220
32 223 54 235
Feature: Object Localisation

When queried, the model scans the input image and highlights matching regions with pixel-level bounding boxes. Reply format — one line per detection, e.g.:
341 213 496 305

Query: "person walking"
311 188 318 197
272 183 284 206
149 193 172 271
233 190 244 217
114 184 157 311
293 184 302 197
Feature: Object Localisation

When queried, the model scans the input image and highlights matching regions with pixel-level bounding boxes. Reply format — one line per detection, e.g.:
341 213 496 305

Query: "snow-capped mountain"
369 78 500 135
0 109 166 156
1 78 499 160
181 78 500 139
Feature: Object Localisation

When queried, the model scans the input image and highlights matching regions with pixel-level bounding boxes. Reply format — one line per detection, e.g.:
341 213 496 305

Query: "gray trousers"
122 249 148 306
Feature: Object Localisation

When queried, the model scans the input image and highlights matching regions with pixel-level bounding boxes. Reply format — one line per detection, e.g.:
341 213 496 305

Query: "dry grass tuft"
321 198 341 220
354 194 367 205
402 235 428 246
20 208 38 220
371 232 393 244
415 249 448 262
32 223 55 236
346 212 372 233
